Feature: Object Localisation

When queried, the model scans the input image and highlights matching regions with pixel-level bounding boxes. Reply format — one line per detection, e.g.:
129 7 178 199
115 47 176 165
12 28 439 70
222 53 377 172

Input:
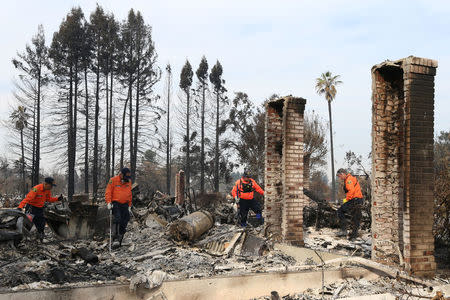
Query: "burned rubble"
0 191 298 292
1 188 449 299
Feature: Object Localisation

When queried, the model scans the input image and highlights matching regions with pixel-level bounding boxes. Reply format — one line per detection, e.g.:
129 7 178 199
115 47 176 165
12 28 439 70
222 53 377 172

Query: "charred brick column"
371 56 437 277
265 96 306 245
282 97 307 245
264 99 284 238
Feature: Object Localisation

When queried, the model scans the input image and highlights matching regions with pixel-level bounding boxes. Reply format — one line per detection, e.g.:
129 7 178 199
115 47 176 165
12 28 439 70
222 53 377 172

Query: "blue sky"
0 0 449 175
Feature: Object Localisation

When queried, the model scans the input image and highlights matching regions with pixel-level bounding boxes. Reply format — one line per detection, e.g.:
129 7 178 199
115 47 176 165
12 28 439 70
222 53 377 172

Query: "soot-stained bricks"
265 96 306 246
371 56 437 277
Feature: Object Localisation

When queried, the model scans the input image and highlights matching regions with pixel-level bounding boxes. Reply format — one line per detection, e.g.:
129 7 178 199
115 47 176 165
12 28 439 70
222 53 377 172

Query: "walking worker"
231 170 265 227
18 177 62 241
105 167 133 247
336 168 364 240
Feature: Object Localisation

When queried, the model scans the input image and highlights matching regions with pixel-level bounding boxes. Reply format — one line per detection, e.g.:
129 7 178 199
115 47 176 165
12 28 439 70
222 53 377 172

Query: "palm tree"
10 105 30 196
315 71 342 203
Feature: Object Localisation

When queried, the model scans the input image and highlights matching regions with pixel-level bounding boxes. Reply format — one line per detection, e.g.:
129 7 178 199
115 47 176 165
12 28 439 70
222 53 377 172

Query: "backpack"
240 179 253 193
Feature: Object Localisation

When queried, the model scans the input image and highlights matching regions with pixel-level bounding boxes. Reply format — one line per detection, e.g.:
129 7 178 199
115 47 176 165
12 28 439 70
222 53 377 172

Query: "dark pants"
26 205 45 234
112 202 130 235
337 198 363 234
239 199 262 225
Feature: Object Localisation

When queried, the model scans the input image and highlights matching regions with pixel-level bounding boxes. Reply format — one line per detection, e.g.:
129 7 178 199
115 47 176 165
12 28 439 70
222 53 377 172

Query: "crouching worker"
231 171 265 227
18 177 62 241
336 168 364 240
105 167 133 248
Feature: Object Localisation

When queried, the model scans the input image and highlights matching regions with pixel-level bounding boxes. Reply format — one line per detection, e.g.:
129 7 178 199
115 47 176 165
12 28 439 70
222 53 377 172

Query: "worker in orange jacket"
336 168 364 239
105 167 133 247
18 177 62 241
231 170 264 227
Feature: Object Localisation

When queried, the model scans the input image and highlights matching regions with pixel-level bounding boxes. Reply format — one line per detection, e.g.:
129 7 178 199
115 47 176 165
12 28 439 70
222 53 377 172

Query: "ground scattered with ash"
304 227 372 258
0 210 296 291
254 277 448 300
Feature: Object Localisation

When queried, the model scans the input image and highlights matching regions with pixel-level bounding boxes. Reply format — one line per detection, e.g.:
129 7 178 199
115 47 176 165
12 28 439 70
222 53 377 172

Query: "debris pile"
304 227 372 258
0 208 32 245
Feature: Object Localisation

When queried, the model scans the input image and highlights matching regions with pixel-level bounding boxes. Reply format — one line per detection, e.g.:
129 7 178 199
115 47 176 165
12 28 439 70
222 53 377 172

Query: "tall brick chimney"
371 56 437 277
265 96 307 246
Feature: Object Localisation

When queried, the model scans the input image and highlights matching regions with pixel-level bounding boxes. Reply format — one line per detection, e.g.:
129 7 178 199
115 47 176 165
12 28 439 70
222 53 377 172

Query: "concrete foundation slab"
0 267 378 300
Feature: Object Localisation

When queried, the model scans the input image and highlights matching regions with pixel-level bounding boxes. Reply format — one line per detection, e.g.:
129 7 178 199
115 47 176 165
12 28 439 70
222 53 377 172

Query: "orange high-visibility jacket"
18 184 58 208
231 178 264 200
343 174 363 203
105 175 132 206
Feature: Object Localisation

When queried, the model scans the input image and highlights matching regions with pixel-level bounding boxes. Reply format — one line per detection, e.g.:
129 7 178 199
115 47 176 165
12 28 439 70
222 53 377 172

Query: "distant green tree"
315 71 342 203
222 92 263 183
434 131 450 245
304 111 328 173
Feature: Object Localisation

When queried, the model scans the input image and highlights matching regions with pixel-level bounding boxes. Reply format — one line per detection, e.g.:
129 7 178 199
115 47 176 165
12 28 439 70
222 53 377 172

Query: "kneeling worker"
231 171 265 227
336 168 364 240
105 167 133 247
18 177 62 241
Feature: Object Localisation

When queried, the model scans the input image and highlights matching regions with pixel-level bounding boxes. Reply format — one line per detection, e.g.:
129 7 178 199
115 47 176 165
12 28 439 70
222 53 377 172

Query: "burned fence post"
265 96 307 246
175 170 185 206
371 56 437 277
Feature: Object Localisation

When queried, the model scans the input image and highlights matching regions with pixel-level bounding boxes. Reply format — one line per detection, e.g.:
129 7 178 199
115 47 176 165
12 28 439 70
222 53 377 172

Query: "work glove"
58 194 64 201
17 207 24 212
107 203 112 210
128 206 132 213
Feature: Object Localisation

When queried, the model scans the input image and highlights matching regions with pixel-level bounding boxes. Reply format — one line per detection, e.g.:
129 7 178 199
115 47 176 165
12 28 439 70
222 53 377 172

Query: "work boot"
37 232 44 243
112 240 120 249
240 222 247 228
255 214 264 226
337 229 347 237
348 230 358 241
112 223 119 241
118 234 124 247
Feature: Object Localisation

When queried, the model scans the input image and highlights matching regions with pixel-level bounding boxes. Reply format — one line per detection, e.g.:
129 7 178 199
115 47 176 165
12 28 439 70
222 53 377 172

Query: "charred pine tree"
209 60 227 192
180 60 194 191
104 14 119 179
131 11 160 182
89 5 110 201
12 25 49 186
49 7 87 200
118 9 137 171
196 56 208 194
165 64 172 194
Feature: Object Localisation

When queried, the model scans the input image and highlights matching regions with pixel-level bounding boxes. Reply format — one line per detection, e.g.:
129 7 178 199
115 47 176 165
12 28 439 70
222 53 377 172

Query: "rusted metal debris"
168 210 214 241
44 194 100 240
240 232 270 257
0 209 33 244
